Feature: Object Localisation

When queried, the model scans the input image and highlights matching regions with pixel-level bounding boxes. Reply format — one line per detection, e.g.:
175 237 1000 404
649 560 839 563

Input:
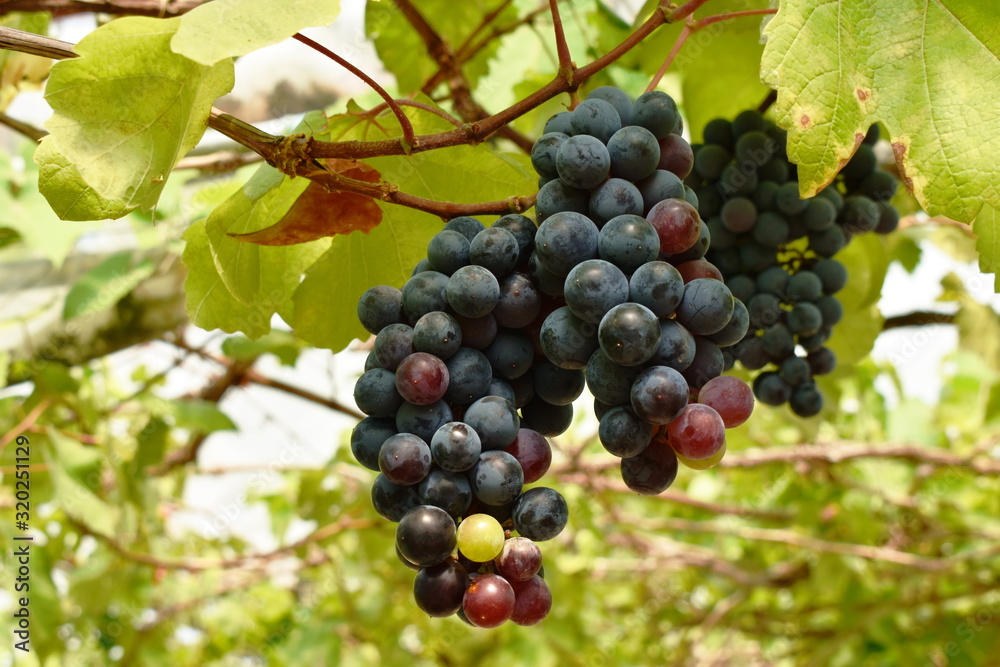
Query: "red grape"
676 259 723 283
657 134 694 179
463 573 516 628
504 429 552 483
395 352 449 405
510 575 552 625
666 403 726 460
646 198 701 254
494 536 542 582
698 376 754 427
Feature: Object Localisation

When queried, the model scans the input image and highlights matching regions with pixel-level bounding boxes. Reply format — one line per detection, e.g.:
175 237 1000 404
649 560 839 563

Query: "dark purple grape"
396 505 457 568
630 365 688 425
512 487 568 541
620 432 678 495
378 433 432 486
431 422 482 472
414 560 468 617
471 451 524 506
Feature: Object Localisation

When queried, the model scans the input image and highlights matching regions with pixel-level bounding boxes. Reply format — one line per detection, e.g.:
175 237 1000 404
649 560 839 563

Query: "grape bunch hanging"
685 110 899 416
350 86 755 628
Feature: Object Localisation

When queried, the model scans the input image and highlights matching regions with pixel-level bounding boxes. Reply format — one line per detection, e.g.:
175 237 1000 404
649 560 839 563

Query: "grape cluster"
353 214 564 627
351 86 760 627
685 110 899 417
531 86 755 493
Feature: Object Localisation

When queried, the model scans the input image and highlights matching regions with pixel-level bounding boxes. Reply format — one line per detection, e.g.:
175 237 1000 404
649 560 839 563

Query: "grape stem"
292 33 417 152
548 0 574 83
646 7 778 92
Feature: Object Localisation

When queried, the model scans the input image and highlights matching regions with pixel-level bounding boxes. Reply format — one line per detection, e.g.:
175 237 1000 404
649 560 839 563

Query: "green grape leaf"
181 219 275 338
35 137 133 221
761 0 1000 221
291 205 442 348
289 104 535 351
172 0 342 66
365 0 515 94
40 16 234 219
62 251 155 320
973 203 1000 291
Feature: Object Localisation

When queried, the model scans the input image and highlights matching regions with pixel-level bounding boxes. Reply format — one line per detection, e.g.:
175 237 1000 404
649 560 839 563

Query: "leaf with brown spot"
230 161 383 246
762 0 1000 220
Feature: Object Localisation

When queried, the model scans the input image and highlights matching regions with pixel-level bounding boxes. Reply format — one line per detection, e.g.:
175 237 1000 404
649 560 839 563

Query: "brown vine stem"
646 24 691 92
646 7 777 92
453 4 549 74
882 310 956 329
548 0 573 81
452 0 517 63
0 0 206 17
395 0 533 154
352 99 464 128
292 33 416 152
309 2 673 160
0 112 46 142
0 25 76 59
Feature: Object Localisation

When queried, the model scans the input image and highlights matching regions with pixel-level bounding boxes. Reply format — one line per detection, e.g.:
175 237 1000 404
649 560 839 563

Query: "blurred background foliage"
1 1 999 666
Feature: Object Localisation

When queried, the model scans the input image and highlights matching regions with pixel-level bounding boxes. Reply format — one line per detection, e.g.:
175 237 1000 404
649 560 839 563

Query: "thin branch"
646 24 690 92
453 0 517 62
556 470 793 521
757 89 777 114
719 442 1000 475
0 25 77 59
145 358 256 476
454 3 549 71
76 515 375 572
882 310 956 329
548 0 572 79
0 398 50 454
690 8 777 29
174 149 262 172
0 0 206 17
245 370 364 421
0 112 47 142
668 0 713 23
352 99 464 128
292 32 415 151
634 515 1000 571
647 7 778 91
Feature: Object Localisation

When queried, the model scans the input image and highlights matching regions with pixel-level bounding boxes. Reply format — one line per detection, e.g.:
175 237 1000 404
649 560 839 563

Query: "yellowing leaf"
41 16 234 217
231 161 383 245
761 0 1000 222
172 0 342 65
